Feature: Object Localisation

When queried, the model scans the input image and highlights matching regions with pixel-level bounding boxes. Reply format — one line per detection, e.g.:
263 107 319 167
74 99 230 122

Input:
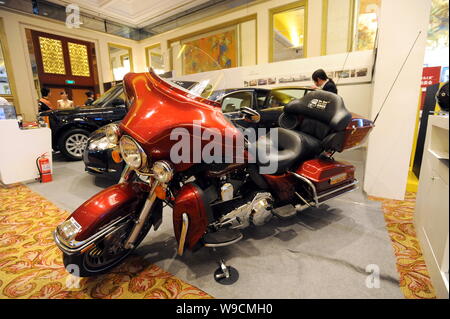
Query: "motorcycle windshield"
119 44 241 166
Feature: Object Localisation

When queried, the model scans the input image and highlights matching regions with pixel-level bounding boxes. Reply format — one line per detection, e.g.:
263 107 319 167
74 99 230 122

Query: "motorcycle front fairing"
54 70 240 256
120 70 246 172
118 71 251 251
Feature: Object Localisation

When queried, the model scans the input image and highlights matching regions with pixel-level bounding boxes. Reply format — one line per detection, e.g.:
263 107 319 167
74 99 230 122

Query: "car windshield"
221 91 253 113
91 85 123 108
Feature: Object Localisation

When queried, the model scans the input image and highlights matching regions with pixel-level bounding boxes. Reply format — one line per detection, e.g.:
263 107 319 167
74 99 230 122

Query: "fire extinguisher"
36 153 52 183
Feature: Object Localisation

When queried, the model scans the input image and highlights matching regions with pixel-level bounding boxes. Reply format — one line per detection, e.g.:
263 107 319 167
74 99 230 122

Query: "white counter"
414 114 449 299
0 119 52 185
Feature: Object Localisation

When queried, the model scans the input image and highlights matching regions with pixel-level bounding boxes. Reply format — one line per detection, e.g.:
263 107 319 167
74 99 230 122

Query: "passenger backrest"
284 90 352 137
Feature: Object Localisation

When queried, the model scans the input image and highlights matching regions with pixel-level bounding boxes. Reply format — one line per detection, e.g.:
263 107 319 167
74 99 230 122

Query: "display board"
171 50 375 117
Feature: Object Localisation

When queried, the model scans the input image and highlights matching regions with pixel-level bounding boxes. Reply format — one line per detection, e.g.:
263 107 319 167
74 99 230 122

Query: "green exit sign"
65 80 75 84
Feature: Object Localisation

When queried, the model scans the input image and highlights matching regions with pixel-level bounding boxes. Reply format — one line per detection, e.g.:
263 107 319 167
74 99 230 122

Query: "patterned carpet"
369 192 436 299
0 184 212 299
0 183 437 299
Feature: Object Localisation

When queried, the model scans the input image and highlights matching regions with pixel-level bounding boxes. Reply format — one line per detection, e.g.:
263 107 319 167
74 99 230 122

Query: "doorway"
26 29 100 109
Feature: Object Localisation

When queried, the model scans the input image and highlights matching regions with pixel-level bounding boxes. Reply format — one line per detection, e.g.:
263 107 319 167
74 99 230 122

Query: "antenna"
335 51 351 86
335 23 359 86
370 26 380 78
373 31 422 124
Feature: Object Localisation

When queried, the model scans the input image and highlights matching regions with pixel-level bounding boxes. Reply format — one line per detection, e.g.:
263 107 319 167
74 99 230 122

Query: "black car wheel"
58 128 90 160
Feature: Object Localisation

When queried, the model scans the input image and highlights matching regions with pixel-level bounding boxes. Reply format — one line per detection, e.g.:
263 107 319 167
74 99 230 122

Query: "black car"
217 86 314 127
83 86 315 180
83 122 124 179
38 84 127 160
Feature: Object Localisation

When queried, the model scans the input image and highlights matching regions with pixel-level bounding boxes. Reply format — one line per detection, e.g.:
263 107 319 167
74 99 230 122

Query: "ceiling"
47 0 213 28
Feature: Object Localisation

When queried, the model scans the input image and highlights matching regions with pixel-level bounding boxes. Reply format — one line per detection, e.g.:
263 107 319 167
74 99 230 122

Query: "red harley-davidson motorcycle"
54 47 374 282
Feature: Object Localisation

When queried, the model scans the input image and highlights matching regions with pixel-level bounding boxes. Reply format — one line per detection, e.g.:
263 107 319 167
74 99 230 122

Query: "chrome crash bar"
177 213 189 256
289 171 358 208
53 215 129 255
317 180 358 202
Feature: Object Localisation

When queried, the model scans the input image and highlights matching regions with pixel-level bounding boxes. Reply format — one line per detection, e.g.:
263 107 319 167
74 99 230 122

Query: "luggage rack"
289 171 358 207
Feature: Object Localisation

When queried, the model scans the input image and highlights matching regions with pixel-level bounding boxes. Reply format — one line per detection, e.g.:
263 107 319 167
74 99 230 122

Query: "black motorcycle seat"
284 90 352 132
250 127 321 174
252 91 352 174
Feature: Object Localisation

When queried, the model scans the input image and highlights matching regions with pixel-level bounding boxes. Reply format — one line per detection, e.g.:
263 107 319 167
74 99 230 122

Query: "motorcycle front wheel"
62 201 161 277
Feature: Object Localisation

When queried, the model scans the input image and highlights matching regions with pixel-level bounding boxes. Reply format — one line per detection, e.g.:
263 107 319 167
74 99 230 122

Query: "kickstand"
209 248 239 285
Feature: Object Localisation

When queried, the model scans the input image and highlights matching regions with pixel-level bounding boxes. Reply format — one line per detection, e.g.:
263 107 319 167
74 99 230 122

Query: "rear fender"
70 182 149 241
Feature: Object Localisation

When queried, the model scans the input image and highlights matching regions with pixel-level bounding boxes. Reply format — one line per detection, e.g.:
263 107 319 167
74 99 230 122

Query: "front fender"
69 182 149 241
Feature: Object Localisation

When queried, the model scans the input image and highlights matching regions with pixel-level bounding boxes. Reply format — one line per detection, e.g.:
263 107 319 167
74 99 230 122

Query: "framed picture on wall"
258 78 268 85
181 26 239 75
356 68 368 77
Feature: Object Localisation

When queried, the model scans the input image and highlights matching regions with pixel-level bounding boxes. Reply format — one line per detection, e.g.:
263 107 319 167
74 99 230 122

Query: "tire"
62 219 150 277
58 128 90 161
62 199 162 277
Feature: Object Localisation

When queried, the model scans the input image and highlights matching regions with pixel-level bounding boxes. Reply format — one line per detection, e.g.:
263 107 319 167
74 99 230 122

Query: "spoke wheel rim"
83 221 132 271
65 133 88 157
81 208 155 274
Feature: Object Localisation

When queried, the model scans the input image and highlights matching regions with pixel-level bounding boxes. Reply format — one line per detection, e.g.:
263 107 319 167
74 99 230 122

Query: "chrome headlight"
152 161 174 183
88 136 115 151
105 123 121 144
57 217 82 242
119 135 147 169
